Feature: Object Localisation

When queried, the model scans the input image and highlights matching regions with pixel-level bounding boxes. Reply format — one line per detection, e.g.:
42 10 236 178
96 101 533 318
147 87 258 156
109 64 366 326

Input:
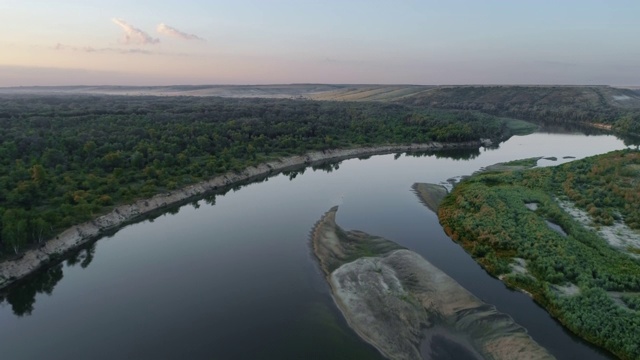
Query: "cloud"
157 23 204 41
111 18 159 45
54 43 154 55
52 43 192 57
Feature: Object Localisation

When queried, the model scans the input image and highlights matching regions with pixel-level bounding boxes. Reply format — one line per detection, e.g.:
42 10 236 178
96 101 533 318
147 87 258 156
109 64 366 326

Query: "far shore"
0 140 485 291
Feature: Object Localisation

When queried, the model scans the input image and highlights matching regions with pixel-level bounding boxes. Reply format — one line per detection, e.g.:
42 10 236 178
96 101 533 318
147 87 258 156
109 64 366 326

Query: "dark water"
0 132 628 360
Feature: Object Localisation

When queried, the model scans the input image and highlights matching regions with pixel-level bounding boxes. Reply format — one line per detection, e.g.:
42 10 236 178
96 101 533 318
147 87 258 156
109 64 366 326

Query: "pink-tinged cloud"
157 23 204 41
111 18 159 45
54 43 153 55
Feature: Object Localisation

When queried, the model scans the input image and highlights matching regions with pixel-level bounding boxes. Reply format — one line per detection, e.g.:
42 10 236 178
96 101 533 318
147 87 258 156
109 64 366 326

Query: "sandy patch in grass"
556 199 640 258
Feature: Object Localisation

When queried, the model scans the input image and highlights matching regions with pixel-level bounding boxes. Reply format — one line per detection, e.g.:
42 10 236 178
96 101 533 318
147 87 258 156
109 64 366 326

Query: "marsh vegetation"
438 151 640 359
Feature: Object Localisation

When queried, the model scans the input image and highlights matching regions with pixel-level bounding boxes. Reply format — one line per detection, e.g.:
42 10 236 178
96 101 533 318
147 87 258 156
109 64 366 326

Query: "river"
0 130 630 359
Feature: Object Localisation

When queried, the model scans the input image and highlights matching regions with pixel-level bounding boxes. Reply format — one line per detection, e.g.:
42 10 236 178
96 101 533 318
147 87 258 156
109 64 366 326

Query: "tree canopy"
0 94 523 256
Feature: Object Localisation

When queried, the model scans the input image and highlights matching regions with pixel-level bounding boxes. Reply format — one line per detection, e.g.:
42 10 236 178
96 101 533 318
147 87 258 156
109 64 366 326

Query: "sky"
1 0 639 86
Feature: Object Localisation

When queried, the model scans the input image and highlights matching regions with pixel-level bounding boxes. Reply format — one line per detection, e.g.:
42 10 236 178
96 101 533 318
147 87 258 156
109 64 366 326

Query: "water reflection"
537 123 610 135
403 147 481 161
0 243 99 317
0 163 314 318
283 168 306 180
66 242 97 269
537 123 640 147
619 134 640 148
311 161 341 173
1 263 63 316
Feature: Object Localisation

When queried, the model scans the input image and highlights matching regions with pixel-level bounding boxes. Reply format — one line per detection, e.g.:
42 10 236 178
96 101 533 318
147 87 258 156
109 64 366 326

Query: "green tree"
2 210 28 254
30 164 46 185
31 217 50 243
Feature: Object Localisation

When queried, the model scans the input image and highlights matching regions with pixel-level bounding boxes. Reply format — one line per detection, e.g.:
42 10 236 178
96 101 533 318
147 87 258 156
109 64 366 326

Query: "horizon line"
2 83 638 89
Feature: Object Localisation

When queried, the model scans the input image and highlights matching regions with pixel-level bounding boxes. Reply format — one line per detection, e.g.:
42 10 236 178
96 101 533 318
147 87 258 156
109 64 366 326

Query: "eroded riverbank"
0 141 483 290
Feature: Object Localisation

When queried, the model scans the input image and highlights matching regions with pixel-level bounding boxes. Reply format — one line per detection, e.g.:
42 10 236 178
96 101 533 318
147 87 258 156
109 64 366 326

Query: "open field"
0 84 346 98
3 84 639 109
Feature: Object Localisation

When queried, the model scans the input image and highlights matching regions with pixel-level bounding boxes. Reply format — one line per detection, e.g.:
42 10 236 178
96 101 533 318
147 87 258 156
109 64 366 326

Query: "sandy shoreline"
0 141 482 290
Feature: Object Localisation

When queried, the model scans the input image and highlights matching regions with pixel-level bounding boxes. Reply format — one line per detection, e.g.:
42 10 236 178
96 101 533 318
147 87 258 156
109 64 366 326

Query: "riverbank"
0 141 484 291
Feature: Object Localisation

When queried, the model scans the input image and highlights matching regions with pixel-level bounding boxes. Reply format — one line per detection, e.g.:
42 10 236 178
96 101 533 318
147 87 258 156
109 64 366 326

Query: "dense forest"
438 151 640 359
0 94 531 257
399 86 640 135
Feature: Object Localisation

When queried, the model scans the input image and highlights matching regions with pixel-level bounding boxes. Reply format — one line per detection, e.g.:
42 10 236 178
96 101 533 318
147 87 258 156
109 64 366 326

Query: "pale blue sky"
1 0 639 86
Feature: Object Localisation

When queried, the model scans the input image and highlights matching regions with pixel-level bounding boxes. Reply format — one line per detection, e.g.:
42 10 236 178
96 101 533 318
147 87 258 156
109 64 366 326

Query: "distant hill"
399 85 640 110
307 85 434 101
2 84 639 133
0 84 347 99
2 84 639 108
312 85 640 110
396 86 640 135
311 85 640 134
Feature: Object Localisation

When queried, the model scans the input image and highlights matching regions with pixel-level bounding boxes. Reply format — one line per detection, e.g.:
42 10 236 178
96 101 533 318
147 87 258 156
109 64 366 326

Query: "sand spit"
0 142 481 290
311 207 554 360
411 183 448 214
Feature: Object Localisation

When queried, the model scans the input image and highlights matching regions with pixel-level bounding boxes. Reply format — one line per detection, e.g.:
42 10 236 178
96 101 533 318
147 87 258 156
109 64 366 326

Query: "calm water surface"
0 131 630 359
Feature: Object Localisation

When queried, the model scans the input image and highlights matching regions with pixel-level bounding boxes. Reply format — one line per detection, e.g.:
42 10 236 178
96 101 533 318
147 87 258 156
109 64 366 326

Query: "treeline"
438 151 640 359
0 94 521 256
400 86 640 135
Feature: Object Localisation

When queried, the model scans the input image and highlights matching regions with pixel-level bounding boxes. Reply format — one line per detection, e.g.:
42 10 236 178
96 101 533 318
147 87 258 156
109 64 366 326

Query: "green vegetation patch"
479 157 541 173
503 118 539 135
503 157 541 168
0 94 521 257
438 150 640 360
621 293 640 311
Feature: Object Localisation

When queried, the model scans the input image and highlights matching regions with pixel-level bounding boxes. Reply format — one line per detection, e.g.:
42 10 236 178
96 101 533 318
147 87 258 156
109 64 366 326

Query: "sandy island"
311 207 554 360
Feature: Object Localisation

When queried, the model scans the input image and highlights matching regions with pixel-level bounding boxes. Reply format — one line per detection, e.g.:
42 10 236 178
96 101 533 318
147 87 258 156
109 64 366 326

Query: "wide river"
0 130 632 359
